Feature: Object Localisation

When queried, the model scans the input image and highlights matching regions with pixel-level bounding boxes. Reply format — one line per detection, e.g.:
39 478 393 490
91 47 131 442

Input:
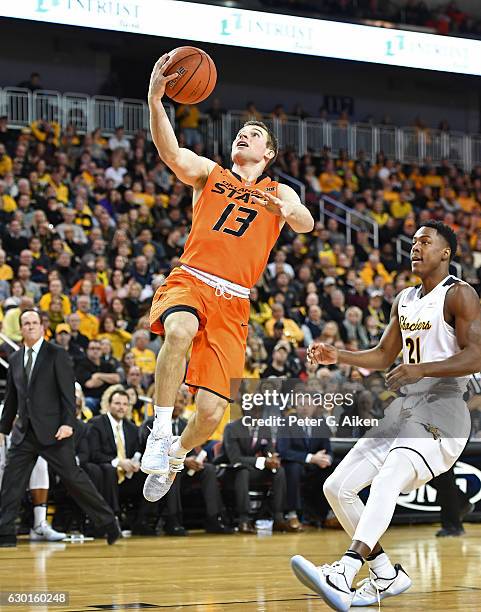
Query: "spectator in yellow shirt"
0 144 12 177
264 302 304 346
38 278 71 316
176 104 201 147
249 286 272 328
0 248 13 281
457 189 478 213
0 180 16 213
97 314 132 360
423 166 443 189
390 194 413 219
370 200 389 226
241 101 263 122
131 330 156 382
2 295 34 342
360 252 394 286
76 294 99 340
131 180 155 208
319 160 343 195
30 118 60 147
48 167 69 204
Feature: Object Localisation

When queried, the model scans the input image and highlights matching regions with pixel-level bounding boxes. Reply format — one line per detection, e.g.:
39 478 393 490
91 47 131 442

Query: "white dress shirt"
23 337 44 373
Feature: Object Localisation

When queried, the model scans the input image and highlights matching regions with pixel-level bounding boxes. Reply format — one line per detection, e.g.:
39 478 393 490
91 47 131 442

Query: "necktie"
115 422 126 484
25 348 33 382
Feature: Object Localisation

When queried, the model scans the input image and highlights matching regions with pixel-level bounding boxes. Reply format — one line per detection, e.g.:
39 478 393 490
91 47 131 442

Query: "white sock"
154 406 173 432
368 552 396 579
169 437 190 459
33 504 47 528
340 553 363 588
286 511 297 520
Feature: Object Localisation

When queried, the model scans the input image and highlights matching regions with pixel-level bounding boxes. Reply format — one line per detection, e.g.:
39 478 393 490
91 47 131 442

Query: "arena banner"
1 1 481 76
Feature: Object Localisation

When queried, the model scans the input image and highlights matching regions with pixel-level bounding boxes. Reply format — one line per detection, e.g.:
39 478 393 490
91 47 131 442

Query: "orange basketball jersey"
180 165 282 288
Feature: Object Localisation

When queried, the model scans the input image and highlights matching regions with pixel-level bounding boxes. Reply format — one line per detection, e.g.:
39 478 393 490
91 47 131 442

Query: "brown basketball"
164 46 217 105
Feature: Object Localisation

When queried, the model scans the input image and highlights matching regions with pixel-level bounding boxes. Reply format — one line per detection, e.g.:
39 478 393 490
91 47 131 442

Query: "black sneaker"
436 527 465 537
164 519 188 537
105 519 122 545
205 516 235 534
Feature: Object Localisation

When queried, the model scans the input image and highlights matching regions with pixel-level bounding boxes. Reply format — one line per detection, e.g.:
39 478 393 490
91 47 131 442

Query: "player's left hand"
55 425 73 440
385 364 424 391
251 191 295 219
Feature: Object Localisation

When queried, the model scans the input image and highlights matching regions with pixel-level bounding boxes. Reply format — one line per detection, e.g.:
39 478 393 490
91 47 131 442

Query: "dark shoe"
0 534 17 548
164 519 188 537
273 520 293 533
436 527 465 537
205 516 235 534
460 501 475 522
131 522 157 536
238 521 256 534
105 519 122 545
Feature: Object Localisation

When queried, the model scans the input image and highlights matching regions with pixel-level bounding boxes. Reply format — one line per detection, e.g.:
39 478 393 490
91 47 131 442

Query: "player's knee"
196 394 227 436
323 474 337 501
164 321 196 351
323 473 356 505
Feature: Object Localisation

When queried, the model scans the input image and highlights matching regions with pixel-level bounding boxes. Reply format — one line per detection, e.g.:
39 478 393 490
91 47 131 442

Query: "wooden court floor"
1 524 480 611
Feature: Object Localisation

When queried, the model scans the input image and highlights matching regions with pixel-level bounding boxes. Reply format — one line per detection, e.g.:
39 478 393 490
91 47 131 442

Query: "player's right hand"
0 433 5 446
148 54 179 103
307 342 338 365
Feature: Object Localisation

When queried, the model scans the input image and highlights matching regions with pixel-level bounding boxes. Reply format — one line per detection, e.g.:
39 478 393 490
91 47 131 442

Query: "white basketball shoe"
352 563 412 606
291 555 355 611
141 418 172 475
143 436 185 502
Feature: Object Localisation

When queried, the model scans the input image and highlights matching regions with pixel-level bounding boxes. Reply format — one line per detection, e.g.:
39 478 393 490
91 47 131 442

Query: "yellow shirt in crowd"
319 172 343 193
38 293 72 316
0 263 14 281
78 311 99 340
131 346 156 375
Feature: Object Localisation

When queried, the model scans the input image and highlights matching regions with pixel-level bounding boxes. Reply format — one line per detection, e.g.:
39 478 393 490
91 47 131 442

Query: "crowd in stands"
258 0 481 38
1 96 481 537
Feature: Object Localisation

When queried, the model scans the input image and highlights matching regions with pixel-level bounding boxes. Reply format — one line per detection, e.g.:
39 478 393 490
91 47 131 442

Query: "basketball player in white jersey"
291 221 481 611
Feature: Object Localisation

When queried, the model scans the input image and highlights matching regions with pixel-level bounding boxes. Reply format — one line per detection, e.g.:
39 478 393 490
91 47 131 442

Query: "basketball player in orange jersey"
141 54 314 502
291 222 481 611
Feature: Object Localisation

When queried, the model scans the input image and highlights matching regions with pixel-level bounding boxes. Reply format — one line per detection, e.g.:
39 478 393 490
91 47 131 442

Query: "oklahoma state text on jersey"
180 165 282 288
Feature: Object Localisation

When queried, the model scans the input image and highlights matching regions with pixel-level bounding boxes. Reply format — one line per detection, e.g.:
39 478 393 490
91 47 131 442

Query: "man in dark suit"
277 401 333 529
89 388 153 535
0 309 120 547
222 415 291 533
140 386 232 536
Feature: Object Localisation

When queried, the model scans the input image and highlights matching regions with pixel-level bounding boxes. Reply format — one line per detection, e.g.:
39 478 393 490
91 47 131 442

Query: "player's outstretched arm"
252 184 314 233
308 295 403 370
148 55 215 188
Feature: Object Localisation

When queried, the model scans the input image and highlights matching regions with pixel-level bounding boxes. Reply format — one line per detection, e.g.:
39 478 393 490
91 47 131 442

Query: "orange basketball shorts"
150 267 250 402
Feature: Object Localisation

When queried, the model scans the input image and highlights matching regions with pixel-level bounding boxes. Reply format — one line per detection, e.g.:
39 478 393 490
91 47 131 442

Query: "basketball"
164 46 217 104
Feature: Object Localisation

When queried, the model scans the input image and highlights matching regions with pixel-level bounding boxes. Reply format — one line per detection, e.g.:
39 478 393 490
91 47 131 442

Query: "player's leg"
29 457 66 542
143 390 228 503
175 388 227 452
141 310 199 475
143 292 247 502
293 449 415 610
0 436 38 546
